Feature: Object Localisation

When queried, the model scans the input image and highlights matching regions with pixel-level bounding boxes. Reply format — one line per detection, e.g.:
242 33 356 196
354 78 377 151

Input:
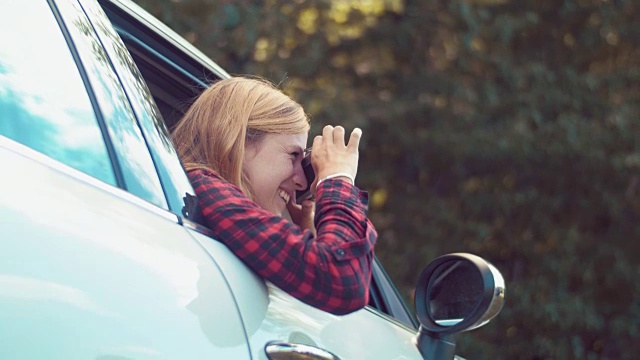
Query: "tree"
133 0 640 358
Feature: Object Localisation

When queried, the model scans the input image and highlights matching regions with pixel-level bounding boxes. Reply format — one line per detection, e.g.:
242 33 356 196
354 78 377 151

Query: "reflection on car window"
55 0 167 209
82 0 201 220
0 1 115 185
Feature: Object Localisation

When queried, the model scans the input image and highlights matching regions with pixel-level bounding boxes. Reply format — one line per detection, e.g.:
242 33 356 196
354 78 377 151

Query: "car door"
0 0 250 358
188 228 424 360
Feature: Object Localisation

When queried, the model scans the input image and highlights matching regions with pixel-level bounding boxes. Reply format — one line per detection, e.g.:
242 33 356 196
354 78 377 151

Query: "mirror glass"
427 260 483 326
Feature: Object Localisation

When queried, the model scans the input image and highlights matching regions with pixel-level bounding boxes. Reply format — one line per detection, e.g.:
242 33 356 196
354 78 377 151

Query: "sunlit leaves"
130 0 640 357
297 7 319 34
253 37 270 62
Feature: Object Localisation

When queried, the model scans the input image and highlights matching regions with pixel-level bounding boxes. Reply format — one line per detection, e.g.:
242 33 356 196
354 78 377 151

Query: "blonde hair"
171 76 310 198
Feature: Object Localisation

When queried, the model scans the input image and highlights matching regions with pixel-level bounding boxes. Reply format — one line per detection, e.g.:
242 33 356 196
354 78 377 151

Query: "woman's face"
243 132 309 215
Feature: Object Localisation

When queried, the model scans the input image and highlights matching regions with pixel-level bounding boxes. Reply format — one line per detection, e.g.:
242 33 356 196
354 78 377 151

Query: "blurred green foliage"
134 0 639 358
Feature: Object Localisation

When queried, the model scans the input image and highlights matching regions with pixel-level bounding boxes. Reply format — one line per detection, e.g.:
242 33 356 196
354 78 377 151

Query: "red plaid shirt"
188 169 377 315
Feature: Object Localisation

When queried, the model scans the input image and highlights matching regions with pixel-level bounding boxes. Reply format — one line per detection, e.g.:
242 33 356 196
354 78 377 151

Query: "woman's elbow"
319 282 370 315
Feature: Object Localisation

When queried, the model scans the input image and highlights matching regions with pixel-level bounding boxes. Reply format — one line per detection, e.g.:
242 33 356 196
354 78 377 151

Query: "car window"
0 1 115 185
54 0 168 209
97 0 229 130
82 0 203 220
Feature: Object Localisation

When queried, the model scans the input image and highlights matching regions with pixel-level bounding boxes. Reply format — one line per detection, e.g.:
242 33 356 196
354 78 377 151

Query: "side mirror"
414 253 505 360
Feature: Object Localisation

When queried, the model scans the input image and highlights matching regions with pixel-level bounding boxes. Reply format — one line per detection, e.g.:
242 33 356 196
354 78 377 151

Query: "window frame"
98 0 230 130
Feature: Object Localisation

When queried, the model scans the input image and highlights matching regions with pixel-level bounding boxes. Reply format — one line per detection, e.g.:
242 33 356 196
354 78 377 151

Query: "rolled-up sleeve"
189 169 377 315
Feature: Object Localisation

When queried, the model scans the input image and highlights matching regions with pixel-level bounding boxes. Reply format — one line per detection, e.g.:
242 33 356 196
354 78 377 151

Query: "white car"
0 0 505 359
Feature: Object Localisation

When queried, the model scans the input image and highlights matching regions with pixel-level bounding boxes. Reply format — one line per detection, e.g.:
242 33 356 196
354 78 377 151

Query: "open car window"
98 0 228 130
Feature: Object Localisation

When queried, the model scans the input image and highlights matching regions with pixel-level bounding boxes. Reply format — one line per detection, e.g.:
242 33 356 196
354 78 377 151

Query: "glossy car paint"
190 230 424 359
0 138 250 358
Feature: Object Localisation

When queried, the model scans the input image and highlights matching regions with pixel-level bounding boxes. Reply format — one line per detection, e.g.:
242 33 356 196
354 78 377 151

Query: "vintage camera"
295 152 315 204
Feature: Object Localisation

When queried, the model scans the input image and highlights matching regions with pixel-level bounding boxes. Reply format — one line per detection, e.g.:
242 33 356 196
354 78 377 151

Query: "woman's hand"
311 125 362 183
287 199 316 236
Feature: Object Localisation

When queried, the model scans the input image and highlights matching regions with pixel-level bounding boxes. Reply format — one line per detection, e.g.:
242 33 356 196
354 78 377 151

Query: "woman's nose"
293 163 308 191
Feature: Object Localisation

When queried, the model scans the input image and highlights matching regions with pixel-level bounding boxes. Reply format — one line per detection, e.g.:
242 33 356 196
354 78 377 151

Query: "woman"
171 76 377 315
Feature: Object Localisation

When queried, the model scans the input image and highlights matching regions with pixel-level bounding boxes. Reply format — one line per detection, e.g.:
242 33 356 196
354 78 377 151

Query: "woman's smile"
278 188 291 204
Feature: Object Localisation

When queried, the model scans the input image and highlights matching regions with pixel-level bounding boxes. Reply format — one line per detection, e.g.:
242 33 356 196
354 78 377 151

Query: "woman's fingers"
346 128 362 152
312 134 323 150
333 126 345 145
322 125 334 144
319 125 356 149
311 125 362 181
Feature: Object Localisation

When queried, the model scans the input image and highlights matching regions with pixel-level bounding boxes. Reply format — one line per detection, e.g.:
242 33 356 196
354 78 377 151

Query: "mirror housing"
414 253 505 360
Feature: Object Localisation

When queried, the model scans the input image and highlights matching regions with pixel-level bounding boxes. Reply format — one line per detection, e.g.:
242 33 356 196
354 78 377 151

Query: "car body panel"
0 137 251 359
189 229 424 360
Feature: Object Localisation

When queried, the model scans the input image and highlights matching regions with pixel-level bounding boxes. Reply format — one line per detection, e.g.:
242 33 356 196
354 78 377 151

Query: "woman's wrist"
316 173 355 187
